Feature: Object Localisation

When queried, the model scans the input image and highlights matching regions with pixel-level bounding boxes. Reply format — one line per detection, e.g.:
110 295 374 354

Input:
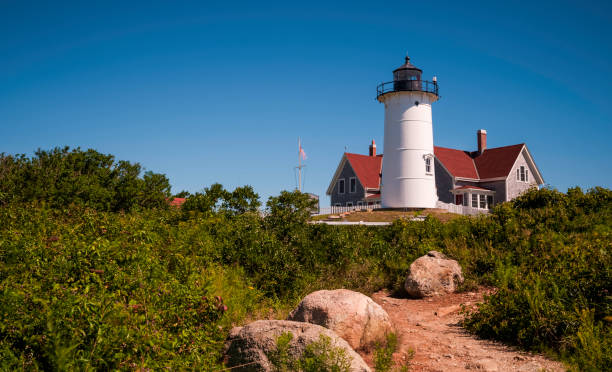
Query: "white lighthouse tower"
377 56 439 208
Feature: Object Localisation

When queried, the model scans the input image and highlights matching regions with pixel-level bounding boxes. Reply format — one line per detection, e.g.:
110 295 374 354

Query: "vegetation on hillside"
0 147 171 211
0 148 610 370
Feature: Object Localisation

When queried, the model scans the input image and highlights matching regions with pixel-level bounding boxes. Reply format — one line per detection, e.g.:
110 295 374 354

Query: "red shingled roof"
434 146 478 178
473 144 524 179
169 197 186 207
345 153 382 189
435 144 524 179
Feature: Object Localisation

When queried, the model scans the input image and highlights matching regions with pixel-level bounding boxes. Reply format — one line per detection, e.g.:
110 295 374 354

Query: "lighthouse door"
455 194 463 205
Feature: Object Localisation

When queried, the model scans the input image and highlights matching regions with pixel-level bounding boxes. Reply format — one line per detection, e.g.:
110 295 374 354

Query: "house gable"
326 154 349 195
505 146 544 201
327 156 368 206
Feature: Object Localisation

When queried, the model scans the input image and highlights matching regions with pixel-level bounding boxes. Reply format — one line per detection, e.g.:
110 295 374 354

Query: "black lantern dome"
393 56 422 82
376 56 438 100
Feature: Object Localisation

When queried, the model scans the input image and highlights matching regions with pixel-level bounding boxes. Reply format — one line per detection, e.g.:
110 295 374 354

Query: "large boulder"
224 320 371 372
404 251 464 298
287 289 394 350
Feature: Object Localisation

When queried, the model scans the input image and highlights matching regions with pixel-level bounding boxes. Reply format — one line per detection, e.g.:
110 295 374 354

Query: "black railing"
376 80 439 99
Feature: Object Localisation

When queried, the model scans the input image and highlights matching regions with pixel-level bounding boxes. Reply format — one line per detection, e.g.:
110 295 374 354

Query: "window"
338 179 345 194
349 177 356 193
479 194 486 209
487 195 493 209
525 169 529 182
357 201 363 207
520 166 526 182
462 193 468 206
423 154 433 175
471 194 478 208
346 202 353 207
334 203 341 207
517 169 520 180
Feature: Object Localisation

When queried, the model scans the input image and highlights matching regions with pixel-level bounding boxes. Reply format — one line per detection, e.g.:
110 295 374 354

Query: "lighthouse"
377 56 439 208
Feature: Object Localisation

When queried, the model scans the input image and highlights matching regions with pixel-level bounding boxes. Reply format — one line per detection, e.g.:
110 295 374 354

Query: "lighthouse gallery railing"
376 80 439 99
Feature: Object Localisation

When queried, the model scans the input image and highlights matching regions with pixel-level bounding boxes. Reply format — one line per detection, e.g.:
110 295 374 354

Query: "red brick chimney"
477 129 487 154
369 139 377 156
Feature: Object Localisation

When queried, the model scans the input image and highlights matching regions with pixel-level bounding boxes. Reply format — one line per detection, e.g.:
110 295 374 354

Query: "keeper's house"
326 130 544 210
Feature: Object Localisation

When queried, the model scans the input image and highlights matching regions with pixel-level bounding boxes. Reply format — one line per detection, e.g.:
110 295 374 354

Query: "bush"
0 147 171 211
268 332 352 372
0 161 610 370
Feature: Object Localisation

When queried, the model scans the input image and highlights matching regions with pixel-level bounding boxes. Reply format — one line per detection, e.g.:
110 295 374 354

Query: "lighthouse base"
381 178 438 209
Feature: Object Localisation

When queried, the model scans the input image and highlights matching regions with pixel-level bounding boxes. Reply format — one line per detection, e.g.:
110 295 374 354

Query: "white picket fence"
314 201 489 216
435 201 489 215
315 203 382 216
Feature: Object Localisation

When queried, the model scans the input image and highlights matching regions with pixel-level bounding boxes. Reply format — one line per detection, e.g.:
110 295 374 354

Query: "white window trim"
471 193 478 208
346 202 353 207
479 194 486 209
349 177 356 193
338 178 345 194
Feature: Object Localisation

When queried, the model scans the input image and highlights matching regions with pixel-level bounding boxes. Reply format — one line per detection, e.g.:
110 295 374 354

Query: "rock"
404 251 464 298
287 289 394 350
224 320 371 372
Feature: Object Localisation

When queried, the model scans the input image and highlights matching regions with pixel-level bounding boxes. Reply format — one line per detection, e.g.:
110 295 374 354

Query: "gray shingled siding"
435 158 454 203
330 162 366 206
506 149 539 201
477 180 506 204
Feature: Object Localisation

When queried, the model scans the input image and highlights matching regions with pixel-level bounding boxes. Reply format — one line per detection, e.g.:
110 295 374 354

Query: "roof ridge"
472 156 480 179
435 143 524 153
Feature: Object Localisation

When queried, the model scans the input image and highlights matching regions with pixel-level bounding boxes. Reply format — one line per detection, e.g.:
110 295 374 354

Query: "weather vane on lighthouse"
376 55 440 208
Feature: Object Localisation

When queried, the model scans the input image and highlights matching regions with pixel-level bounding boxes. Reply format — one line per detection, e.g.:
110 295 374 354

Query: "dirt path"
361 288 566 372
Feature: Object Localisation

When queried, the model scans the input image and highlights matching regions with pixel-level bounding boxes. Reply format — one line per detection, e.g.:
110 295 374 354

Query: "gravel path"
360 288 566 372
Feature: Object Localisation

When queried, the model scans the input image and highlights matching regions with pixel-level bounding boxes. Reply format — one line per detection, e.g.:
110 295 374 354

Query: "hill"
0 149 610 370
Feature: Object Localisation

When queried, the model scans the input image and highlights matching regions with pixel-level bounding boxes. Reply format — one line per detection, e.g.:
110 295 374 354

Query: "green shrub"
0 168 610 370
0 147 172 211
268 332 352 372
373 332 398 372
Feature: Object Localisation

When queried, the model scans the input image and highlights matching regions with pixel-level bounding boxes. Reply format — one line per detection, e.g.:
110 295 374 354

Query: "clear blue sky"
1 0 611 204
